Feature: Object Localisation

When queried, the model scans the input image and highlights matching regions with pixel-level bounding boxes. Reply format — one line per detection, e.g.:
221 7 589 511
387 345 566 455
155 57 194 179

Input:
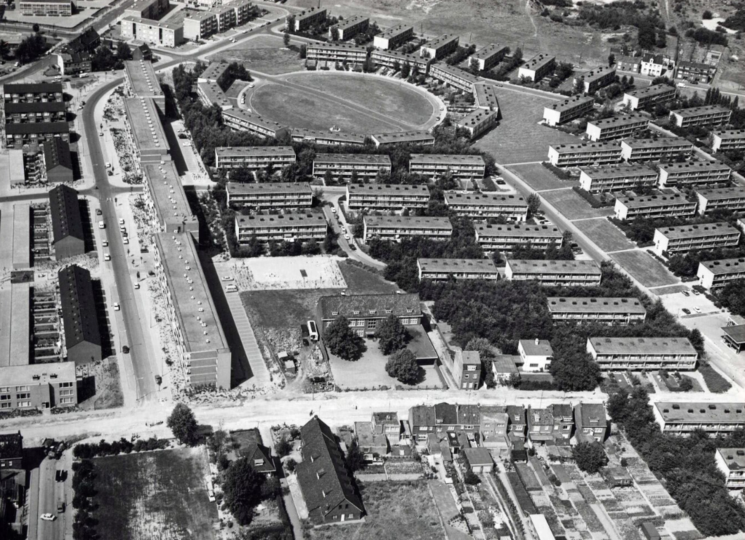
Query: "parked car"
104 253 111 261
221 276 234 281
682 308 691 315
41 514 56 521
682 291 690 297
694 307 702 313
113 303 120 311
102 240 108 247
96 208 102 216
123 238 129 244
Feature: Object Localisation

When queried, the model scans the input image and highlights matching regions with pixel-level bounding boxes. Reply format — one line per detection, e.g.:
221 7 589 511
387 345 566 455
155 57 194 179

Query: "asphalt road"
36 458 63 540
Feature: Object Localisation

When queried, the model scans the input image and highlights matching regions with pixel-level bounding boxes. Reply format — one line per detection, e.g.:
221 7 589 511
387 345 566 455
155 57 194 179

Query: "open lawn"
540 189 615 220
207 34 304 75
610 250 679 288
309 480 445 540
699 363 732 393
573 218 636 253
93 447 217 540
507 162 571 192
474 86 578 164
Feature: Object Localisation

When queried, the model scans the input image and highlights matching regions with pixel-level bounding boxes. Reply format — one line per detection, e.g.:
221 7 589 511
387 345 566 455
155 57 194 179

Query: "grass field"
207 35 304 75
610 250 679 288
309 481 444 540
507 162 572 192
699 363 732 393
573 218 636 253
540 189 615 220
475 87 578 164
93 448 217 540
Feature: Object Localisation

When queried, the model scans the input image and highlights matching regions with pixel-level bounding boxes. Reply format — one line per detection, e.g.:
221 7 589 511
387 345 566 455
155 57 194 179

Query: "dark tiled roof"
409 405 435 428
4 101 66 114
435 402 458 425
458 404 480 426
5 122 69 135
318 293 420 321
0 432 22 460
44 138 73 174
243 442 275 474
3 82 64 94
67 28 100 52
506 405 525 424
49 184 84 244
58 265 101 348
575 403 607 429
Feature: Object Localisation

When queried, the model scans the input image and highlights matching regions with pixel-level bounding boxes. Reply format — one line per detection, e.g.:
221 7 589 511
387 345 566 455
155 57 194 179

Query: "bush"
275 436 293 458
464 469 481 485
573 442 608 474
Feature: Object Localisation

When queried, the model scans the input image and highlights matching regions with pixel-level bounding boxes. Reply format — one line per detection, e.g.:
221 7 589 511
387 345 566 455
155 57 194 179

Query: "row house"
292 8 327 32
4 101 66 124
5 122 69 146
575 403 609 444
373 24 413 50
622 84 676 111
480 406 510 449
371 131 435 147
142 162 200 241
363 215 452 242
621 137 693 162
429 63 479 92
409 154 486 179
575 66 616 94
57 51 92 77
653 402 745 436
456 109 499 139
222 109 288 139
527 404 573 444
226 182 313 210
443 192 528 221
504 259 602 286
547 142 621 167
653 221 741 256
578 163 657 193
453 351 481 390
695 186 745 215
614 192 697 221
711 130 745 153
472 43 509 71
543 96 594 127
473 82 500 111
676 61 717 83
59 265 102 365
474 223 563 254
371 412 401 440
291 128 366 147
346 183 430 211
234 213 327 243
419 34 459 60
50 184 85 261
697 257 745 290
409 403 482 442
517 54 555 82
417 258 500 281
370 48 430 72
670 105 731 129
312 153 391 181
547 297 647 325
197 81 232 110
306 42 368 64
329 16 369 40
715 448 745 489
214 146 296 171
587 336 698 370
3 82 64 103
658 160 732 188
317 293 421 338
586 114 648 142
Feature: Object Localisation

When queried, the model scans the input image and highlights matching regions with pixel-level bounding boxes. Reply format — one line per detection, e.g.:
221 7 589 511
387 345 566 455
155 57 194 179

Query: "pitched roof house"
575 403 608 443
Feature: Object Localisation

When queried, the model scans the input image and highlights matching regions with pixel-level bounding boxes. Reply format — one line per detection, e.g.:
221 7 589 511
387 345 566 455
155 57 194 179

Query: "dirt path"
525 0 541 49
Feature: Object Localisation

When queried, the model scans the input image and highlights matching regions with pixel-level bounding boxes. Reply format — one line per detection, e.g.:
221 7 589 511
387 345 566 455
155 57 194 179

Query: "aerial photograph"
3 0 745 538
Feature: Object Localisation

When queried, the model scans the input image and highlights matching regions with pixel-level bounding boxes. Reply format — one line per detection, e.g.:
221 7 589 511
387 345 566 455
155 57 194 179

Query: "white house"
517 339 553 372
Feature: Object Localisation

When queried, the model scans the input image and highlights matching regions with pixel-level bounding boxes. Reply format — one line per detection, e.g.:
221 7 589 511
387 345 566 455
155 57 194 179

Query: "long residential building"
547 142 621 167
472 43 509 71
291 128 366 147
578 164 657 193
120 16 183 48
622 84 677 110
5 122 69 146
621 137 693 162
346 183 429 210
306 42 368 64
4 101 66 124
695 186 745 215
417 258 499 281
697 257 745 290
371 131 435 148
42 139 73 184
0 282 30 366
430 64 479 92
456 109 499 140
443 192 528 221
543 96 594 127
196 81 232 110
124 0 168 19
373 24 413 50
49 185 85 261
575 66 616 94
153 232 231 389
329 15 369 40
312 154 391 181
362 215 452 242
670 106 731 128
123 59 165 110
517 54 555 82
586 114 648 142
235 213 327 243
473 82 499 111
658 160 732 188
587 337 697 370
214 146 296 171
712 130 745 153
614 192 697 221
123 97 170 164
292 8 327 32
409 154 485 179
653 222 741 255
715 448 745 489
475 223 562 253
653 402 745 436
504 259 602 286
370 48 430 71
142 162 200 240
0 363 77 411
226 182 313 209
420 34 459 60
59 265 102 366
222 109 288 139
547 297 646 325
18 0 72 16
3 82 63 103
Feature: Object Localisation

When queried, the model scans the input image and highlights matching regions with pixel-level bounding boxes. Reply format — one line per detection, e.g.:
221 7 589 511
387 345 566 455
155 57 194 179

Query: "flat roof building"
214 146 296 171
183 10 218 41
697 257 745 290
123 97 170 164
124 0 169 19
409 154 486 179
711 130 745 153
578 164 657 193
49 185 85 261
329 15 369 40
12 203 30 270
370 48 430 71
444 192 528 221
371 131 435 148
473 82 499 111
621 137 693 162
475 223 562 253
653 221 741 256
715 448 745 489
575 66 616 94
653 402 745 436
472 43 509 71
518 54 556 82
306 42 368 64
430 63 479 93
312 153 391 181
417 258 499 281
547 142 621 167
548 297 646 325
722 325 745 353
123 59 165 111
622 84 677 110
120 16 183 48
227 182 313 209
197 81 232 110
504 259 602 286
543 96 594 127
670 106 731 129
587 336 697 370
586 114 648 142
346 183 430 211
0 282 31 368
59 265 102 366
291 128 366 147
222 109 288 139
658 160 732 188
363 215 452 243
373 24 413 50
420 34 459 60
142 162 200 241
456 109 499 140
235 213 327 243
614 192 697 221
3 82 63 103
695 186 745 215
292 8 327 32
0 362 77 411
18 0 72 16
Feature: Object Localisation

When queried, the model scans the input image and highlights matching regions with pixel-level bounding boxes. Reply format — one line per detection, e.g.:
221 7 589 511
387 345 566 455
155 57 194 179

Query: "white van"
225 284 238 293
307 320 319 341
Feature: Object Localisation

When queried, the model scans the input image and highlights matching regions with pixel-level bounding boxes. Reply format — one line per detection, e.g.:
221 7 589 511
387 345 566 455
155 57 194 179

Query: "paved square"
219 256 347 291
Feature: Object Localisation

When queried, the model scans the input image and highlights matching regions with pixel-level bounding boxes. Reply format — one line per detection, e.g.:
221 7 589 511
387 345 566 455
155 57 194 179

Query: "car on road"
96 208 102 216
682 308 691 315
221 276 234 281
693 290 700 296
104 253 111 261
99 131 104 137
57 502 65 513
98 220 105 229
123 238 129 244
344 234 350 240
119 219 125 225
331 207 337 214
682 291 690 297
134 283 140 290
113 303 120 311
102 240 108 247
349 244 357 250
41 514 56 521
694 307 702 313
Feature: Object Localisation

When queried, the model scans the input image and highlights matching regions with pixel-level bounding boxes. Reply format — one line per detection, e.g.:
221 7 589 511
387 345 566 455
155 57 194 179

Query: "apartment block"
49 184 85 261
475 223 562 253
214 146 296 171
670 106 731 129
417 258 499 281
547 142 621 167
654 222 741 255
235 213 327 243
456 109 499 139
473 82 499 111
370 48 430 71
4 101 66 124
123 97 170 164
547 297 646 325
430 63 479 92
363 215 452 242
614 193 697 221
622 84 676 110
676 61 716 83
586 114 648 142
373 24 413 50
183 11 218 41
575 66 616 94
198 63 230 84
153 232 231 389
197 81 232 110
587 337 697 370
3 82 63 103
291 128 366 147
12 203 30 270
0 363 77 411
695 187 745 215
409 154 485 179
120 17 183 47
222 109 288 139
658 160 732 188
329 16 369 40
4 121 69 146
124 0 169 19
346 183 429 210
715 448 745 489
653 402 745 436
472 43 509 71
123 59 165 110
578 164 657 193
18 0 72 16
543 96 594 127
697 257 745 290
306 42 368 64
518 54 556 82
504 259 602 286
711 130 745 153
621 138 693 162
312 154 391 181
226 182 312 209
142 162 199 241
292 8 327 32
444 192 528 221
59 265 102 366
371 131 435 147
420 34 459 60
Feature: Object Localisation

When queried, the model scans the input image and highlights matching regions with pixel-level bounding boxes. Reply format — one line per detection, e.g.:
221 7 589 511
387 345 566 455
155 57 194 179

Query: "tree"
345 441 366 472
275 436 293 457
385 348 419 384
463 469 481 485
33 23 40 33
167 403 199 445
0 40 7 59
401 61 411 79
116 42 133 61
375 314 410 354
573 442 608 474
527 193 541 217
15 33 45 65
285 458 297 473
703 10 713 20
283 31 291 47
549 348 601 391
223 458 265 525
324 316 366 361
